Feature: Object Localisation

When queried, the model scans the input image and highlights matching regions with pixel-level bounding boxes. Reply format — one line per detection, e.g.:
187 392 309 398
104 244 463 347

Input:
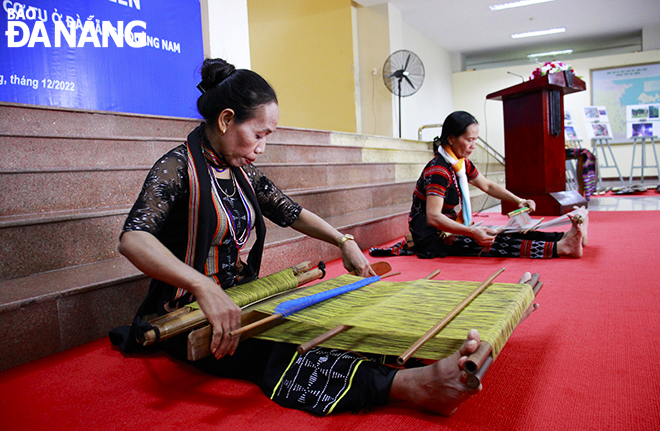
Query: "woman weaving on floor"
382 111 587 260
111 58 483 416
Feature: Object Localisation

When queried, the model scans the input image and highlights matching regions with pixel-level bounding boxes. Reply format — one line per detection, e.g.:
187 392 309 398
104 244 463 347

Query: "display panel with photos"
626 104 660 122
627 121 660 139
564 108 574 124
565 125 582 141
586 122 614 139
582 106 610 123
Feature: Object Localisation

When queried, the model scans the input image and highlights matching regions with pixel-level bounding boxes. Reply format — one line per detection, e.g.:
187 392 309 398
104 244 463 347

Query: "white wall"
201 0 251 69
401 22 454 142
453 50 660 178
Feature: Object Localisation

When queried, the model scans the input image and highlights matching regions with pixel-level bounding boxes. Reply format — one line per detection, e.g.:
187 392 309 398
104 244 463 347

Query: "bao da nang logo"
4 2 147 48
1 0 200 117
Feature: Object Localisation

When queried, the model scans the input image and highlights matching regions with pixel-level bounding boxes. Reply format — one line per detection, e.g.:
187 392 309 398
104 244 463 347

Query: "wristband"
338 234 354 249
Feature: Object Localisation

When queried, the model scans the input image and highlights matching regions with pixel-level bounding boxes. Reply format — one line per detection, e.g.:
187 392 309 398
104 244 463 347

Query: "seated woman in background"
404 111 587 260
111 59 485 417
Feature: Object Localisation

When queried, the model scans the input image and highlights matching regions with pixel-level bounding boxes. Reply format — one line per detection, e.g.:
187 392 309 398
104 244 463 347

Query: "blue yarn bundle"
274 275 381 317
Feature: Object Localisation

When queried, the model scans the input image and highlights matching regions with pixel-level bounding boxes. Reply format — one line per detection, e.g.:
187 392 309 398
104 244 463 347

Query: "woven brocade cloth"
253 274 535 361
566 148 597 200
270 347 391 415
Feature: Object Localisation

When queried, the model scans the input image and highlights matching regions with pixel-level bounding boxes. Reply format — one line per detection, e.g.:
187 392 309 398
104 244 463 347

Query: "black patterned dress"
115 126 397 415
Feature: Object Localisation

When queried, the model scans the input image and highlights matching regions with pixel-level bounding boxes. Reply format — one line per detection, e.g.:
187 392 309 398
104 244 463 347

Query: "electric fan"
382 50 425 138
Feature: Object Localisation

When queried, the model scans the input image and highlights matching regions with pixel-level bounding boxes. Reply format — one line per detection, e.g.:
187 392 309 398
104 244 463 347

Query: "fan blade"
404 75 415 89
388 69 406 79
403 53 411 71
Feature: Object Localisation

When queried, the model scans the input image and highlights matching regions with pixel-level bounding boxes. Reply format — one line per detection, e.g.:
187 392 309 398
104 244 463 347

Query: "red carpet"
1 211 660 430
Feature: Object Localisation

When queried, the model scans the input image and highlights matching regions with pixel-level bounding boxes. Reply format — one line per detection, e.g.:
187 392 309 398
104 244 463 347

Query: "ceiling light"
511 27 566 39
489 0 554 11
527 49 573 58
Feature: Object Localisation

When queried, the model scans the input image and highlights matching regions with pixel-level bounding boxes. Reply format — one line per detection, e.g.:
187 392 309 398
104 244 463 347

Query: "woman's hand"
518 199 536 212
118 231 242 360
341 239 376 277
290 209 375 277
469 225 497 247
193 279 242 359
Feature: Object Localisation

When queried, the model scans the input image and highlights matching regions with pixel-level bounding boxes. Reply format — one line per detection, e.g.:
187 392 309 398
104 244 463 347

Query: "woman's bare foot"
556 213 585 258
389 329 482 416
573 206 589 246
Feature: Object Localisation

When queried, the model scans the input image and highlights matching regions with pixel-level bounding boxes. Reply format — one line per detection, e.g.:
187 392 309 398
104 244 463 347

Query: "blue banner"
1 0 204 118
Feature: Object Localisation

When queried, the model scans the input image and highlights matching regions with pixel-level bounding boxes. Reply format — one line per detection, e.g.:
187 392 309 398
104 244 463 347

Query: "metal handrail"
418 123 443 141
417 123 505 166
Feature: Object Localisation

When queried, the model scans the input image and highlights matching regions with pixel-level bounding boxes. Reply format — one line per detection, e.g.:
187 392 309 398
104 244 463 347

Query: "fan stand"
397 79 402 138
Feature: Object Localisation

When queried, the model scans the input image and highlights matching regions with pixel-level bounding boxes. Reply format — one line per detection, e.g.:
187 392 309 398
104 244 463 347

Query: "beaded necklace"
203 144 253 250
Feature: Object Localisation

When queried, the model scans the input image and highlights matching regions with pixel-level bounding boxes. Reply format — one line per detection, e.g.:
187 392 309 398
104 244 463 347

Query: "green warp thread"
253 274 534 361
186 268 299 309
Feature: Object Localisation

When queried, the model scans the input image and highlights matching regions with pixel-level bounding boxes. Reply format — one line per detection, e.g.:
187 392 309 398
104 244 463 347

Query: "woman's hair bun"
197 57 277 124
199 58 236 92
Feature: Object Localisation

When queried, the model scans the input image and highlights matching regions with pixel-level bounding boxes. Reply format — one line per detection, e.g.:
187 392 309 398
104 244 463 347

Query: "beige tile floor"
480 181 660 213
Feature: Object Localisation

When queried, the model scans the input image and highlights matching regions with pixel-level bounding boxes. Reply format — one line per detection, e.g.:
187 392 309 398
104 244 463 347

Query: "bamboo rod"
146 306 191 326
397 267 505 365
464 341 492 374
291 261 313 275
533 281 543 296
142 309 205 345
521 218 544 234
507 206 531 218
297 324 352 354
466 355 493 389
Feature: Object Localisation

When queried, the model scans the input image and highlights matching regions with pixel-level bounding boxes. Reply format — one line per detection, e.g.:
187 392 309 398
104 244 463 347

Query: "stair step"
0 102 198 138
0 207 126 280
0 257 149 371
255 162 397 190
287 181 413 219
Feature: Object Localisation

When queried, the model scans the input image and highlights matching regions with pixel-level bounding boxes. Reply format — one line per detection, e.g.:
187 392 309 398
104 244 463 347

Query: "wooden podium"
487 72 588 215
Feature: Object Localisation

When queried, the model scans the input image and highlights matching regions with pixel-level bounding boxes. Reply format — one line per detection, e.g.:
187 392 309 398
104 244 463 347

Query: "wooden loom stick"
292 261 314 275
187 262 393 361
229 271 401 338
296 269 441 355
463 271 542 388
507 206 531 218
397 267 505 365
297 324 353 354
141 263 320 346
521 217 544 234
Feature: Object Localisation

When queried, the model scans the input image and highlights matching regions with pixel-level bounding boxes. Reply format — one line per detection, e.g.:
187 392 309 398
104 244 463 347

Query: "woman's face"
448 123 479 159
220 102 279 167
